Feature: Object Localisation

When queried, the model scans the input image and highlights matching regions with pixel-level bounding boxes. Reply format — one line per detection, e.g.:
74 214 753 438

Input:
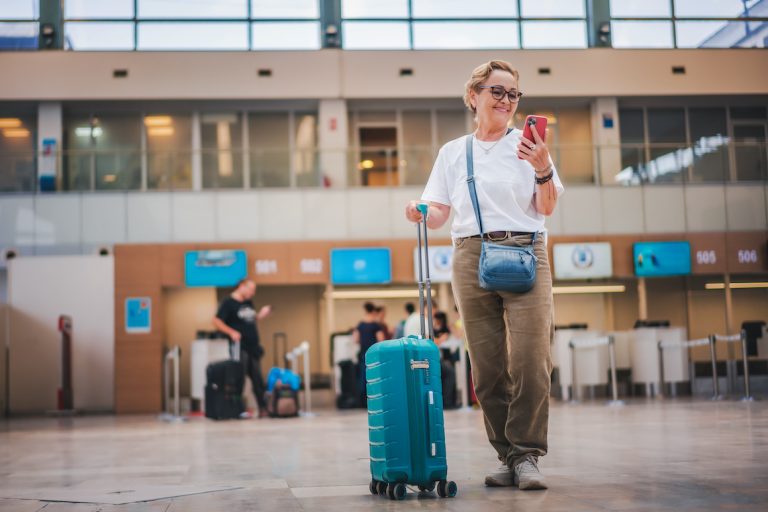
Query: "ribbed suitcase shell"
366 336 448 487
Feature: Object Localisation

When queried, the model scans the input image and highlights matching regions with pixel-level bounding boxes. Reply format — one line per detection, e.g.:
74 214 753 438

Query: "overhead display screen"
184 250 247 287
331 248 392 285
553 243 613 280
633 241 691 277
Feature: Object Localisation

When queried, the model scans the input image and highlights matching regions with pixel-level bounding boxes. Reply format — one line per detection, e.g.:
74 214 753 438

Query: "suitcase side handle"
426 390 438 457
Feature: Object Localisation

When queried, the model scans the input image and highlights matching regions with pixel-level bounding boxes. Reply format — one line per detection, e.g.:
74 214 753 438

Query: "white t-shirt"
421 129 565 239
403 312 423 338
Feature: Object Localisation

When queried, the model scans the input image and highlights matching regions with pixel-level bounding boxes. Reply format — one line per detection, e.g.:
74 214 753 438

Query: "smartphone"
519 115 548 159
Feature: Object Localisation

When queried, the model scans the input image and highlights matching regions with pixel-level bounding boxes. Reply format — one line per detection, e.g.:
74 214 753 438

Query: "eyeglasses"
477 85 523 103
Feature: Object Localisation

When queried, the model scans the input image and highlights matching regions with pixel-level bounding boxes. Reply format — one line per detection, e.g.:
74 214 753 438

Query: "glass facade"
611 0 767 48
64 112 142 191
2 1 765 51
0 112 36 191
0 1 39 50
341 0 587 49
617 105 768 184
62 0 321 51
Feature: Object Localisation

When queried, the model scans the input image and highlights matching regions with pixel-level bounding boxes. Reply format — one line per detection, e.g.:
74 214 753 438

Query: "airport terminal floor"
1 398 766 511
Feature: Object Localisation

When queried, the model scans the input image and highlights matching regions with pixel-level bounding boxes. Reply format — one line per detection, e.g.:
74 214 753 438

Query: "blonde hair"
463 60 520 113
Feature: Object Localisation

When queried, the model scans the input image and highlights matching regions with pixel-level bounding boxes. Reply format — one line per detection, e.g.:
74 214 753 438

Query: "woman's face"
470 69 519 130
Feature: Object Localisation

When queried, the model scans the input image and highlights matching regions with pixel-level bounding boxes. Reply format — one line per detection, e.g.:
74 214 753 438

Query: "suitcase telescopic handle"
415 203 434 341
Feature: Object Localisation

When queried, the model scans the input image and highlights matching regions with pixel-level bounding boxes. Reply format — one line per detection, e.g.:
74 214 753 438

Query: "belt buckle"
487 231 508 242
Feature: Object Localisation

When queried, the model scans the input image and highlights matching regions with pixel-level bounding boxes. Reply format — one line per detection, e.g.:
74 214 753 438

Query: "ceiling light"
330 289 436 300
0 118 22 128
75 126 103 137
2 128 30 138
705 282 768 290
144 116 173 127
103 174 117 183
148 126 174 137
360 159 374 169
552 285 626 295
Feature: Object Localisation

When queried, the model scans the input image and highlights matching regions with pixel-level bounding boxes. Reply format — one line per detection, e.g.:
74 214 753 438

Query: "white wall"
8 255 114 414
1 50 766 100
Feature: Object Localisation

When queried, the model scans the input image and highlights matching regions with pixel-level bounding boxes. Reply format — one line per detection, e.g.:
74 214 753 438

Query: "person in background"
212 278 272 418
353 302 386 406
394 302 416 339
375 305 392 340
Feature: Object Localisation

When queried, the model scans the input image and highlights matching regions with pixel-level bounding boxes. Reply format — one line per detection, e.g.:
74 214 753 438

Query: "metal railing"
1 141 766 193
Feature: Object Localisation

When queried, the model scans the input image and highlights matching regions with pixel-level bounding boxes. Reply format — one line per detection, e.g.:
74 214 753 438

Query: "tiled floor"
1 398 767 511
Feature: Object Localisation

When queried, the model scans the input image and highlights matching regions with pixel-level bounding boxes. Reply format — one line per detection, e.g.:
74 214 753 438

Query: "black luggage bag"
336 359 359 409
205 360 245 420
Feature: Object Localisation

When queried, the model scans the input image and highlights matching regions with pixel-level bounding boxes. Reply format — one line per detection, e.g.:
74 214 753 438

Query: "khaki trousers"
452 234 553 468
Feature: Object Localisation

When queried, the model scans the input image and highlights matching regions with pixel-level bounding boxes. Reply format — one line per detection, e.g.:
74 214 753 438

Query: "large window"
0 0 38 50
63 0 321 51
616 104 766 184
610 0 767 48
64 112 142 191
0 111 36 191
342 0 588 50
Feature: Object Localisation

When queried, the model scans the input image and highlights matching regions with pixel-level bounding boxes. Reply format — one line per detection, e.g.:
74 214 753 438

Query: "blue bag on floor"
266 367 301 392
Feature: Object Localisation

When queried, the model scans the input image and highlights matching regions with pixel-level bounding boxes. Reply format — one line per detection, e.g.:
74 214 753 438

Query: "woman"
405 60 563 490
353 302 386 406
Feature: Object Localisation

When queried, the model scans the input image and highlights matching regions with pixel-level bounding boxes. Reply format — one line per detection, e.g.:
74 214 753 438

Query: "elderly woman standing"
405 60 563 490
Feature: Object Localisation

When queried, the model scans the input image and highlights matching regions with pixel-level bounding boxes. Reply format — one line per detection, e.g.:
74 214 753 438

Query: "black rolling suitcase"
205 360 245 420
336 360 359 409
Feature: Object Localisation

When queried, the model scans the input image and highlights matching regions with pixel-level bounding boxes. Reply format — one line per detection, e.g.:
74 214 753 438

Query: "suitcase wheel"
376 481 387 496
418 482 436 493
369 479 378 495
437 480 457 498
387 483 406 501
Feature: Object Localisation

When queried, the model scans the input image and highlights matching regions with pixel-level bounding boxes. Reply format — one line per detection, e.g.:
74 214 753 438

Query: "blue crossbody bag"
465 133 538 293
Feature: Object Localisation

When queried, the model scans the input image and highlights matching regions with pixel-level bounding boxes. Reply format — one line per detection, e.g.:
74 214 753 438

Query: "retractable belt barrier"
657 337 711 399
286 341 315 417
714 331 753 402
161 346 186 423
568 336 624 406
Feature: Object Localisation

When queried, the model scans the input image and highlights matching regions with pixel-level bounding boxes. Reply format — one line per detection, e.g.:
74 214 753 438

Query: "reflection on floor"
1 399 767 511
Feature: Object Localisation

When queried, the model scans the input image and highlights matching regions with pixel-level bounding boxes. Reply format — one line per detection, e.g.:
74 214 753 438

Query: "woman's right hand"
405 200 425 223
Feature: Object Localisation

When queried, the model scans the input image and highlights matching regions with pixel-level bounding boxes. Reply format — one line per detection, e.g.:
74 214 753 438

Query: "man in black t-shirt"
213 278 272 418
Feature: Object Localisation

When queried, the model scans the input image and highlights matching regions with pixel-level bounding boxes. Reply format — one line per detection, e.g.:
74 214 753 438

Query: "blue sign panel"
331 248 392 285
184 250 247 287
125 297 151 334
633 241 691 277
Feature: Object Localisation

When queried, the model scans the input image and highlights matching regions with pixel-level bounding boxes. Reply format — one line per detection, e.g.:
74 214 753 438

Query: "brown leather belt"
466 231 535 241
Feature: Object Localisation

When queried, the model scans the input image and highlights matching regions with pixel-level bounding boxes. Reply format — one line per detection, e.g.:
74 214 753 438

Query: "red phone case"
522 115 547 141
519 115 547 159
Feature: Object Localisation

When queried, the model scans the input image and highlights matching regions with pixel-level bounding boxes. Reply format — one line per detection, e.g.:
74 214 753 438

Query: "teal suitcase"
365 204 458 500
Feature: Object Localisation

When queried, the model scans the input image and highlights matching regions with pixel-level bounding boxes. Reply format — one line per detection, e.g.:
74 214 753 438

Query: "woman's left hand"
517 125 550 174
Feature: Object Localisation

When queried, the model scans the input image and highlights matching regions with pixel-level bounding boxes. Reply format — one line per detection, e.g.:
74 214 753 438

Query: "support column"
191 112 202 191
37 102 62 192
590 97 622 185
637 277 648 321
39 0 63 49
318 99 348 188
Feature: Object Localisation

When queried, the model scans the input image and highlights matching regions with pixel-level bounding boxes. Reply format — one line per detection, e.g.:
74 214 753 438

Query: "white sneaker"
484 466 514 487
513 455 548 490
